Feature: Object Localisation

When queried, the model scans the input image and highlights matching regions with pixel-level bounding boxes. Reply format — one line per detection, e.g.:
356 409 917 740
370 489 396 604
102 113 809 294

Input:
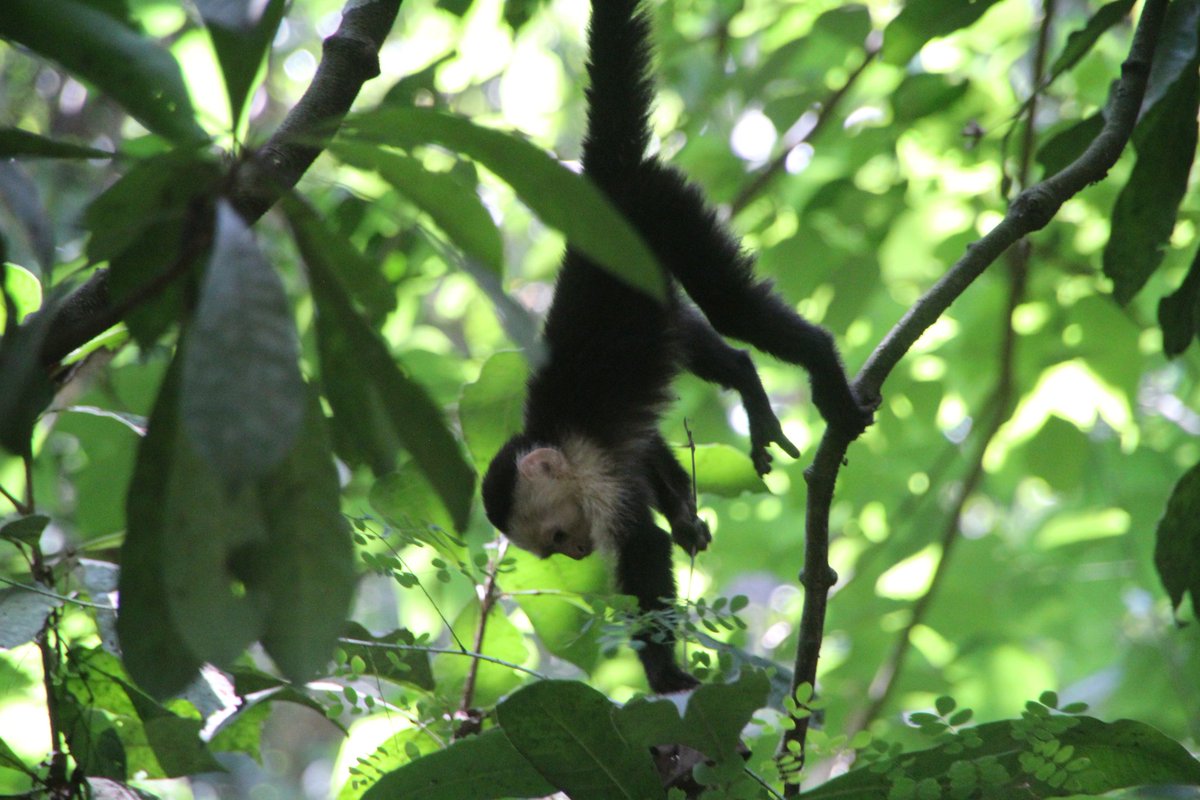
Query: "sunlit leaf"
339 107 665 300
459 351 528 472
197 0 286 128
678 443 767 497
330 141 504 275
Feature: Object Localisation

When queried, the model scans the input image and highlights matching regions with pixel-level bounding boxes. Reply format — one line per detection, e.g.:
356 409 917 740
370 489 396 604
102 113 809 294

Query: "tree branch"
38 0 403 367
778 0 1168 791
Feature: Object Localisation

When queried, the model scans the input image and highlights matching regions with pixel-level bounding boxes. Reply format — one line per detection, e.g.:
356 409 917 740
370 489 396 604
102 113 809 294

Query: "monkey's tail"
580 0 654 190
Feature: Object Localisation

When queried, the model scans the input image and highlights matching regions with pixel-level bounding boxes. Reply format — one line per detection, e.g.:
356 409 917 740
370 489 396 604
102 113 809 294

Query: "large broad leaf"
181 201 305 486
1155 460 1200 616
117 364 207 698
0 0 205 145
330 141 504 275
458 351 528 472
257 389 356 683
196 0 286 129
503 549 607 673
881 0 1002 65
496 681 664 800
360 729 555 800
294 208 475 531
685 443 767 497
0 128 114 160
339 107 665 300
433 601 530 707
1104 63 1200 304
1157 243 1200 357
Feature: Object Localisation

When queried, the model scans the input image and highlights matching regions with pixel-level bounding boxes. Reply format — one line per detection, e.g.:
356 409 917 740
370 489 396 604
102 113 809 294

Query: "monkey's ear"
518 447 568 479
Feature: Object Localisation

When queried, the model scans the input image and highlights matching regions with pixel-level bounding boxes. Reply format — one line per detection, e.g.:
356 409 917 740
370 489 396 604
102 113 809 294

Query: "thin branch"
777 0 1168 791
337 635 548 680
731 42 879 216
38 0 403 367
456 539 509 736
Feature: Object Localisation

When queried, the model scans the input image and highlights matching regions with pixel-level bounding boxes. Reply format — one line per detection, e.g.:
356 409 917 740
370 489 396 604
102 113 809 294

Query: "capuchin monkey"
482 0 875 693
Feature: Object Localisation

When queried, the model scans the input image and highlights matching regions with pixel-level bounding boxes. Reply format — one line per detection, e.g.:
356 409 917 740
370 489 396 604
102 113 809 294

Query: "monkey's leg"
615 511 700 693
677 305 799 474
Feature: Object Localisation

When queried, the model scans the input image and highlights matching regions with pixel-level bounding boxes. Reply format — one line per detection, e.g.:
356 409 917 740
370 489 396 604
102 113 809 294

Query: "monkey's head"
482 435 594 560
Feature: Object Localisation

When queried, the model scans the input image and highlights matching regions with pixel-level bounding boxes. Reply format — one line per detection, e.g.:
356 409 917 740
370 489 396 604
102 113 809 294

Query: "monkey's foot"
671 516 711 556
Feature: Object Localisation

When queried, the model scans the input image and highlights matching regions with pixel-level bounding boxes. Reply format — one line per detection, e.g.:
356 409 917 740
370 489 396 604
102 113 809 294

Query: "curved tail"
581 0 655 189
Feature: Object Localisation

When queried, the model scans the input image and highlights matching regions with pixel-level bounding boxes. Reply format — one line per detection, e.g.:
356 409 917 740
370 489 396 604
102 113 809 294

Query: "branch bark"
38 0 403 367
778 0 1168 791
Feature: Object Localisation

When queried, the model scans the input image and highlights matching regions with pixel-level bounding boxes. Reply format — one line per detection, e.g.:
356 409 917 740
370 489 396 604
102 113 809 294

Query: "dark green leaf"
1142 0 1200 111
1037 113 1104 178
0 163 54 271
0 586 61 648
1047 0 1136 82
360 729 555 800
181 201 305 485
892 74 969 124
340 107 665 300
1155 460 1200 615
330 141 504 275
1104 64 1199 304
118 362 219 698
1157 243 1200 357
881 0 1002 65
280 195 395 325
340 623 435 690
0 294 55 457
258 390 355 683
198 0 286 128
0 514 49 546
300 227 475 532
496 681 664 800
0 128 113 159
459 351 528 472
0 0 205 145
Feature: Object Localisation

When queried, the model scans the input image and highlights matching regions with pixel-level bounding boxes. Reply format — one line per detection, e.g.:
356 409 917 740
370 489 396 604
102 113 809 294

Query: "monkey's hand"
744 397 800 476
671 515 711 556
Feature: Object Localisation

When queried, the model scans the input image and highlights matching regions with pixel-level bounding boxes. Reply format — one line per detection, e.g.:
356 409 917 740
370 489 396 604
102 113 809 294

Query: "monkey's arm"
677 306 799 475
645 435 711 555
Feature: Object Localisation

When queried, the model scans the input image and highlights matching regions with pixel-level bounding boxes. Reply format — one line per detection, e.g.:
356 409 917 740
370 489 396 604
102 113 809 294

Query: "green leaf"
0 291 55 457
300 227 475 532
198 0 286 129
257 390 355 683
339 107 666 300
117 363 206 698
459 351 528 472
1047 0 1137 83
339 623 435 690
891 74 969 124
680 443 767 497
0 263 43 331
434 602 529 706
360 729 555 800
881 0 1002 65
0 514 49 546
0 128 113 159
504 549 607 672
1157 243 1200 357
181 201 305 485
1037 113 1104 178
0 0 205 145
1104 63 1200 304
280 195 395 326
0 586 62 648
496 681 664 800
0 735 37 777
330 141 504 275
1155 460 1200 615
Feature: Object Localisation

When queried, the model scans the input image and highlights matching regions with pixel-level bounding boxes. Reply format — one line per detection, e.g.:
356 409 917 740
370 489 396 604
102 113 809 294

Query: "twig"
38 0 403 367
777 0 1168 791
457 538 509 733
338 636 549 680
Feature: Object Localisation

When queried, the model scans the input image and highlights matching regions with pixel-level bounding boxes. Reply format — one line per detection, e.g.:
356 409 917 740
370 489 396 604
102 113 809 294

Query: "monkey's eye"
552 530 567 547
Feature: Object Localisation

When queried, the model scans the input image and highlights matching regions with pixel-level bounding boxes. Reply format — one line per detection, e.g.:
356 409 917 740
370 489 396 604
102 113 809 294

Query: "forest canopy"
1 0 1199 798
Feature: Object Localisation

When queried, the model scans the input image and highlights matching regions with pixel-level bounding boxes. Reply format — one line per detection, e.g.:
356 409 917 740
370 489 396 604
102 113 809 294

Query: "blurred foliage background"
1 0 1198 797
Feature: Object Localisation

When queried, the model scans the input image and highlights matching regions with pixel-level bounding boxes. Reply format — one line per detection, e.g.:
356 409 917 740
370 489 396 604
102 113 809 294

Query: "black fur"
481 0 871 694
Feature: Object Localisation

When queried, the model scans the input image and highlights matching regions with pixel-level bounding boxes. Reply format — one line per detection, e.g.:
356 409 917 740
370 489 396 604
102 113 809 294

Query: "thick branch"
38 0 402 366
778 0 1167 791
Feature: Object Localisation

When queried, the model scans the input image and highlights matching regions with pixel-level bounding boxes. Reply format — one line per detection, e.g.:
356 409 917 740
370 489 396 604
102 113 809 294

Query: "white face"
506 448 595 560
